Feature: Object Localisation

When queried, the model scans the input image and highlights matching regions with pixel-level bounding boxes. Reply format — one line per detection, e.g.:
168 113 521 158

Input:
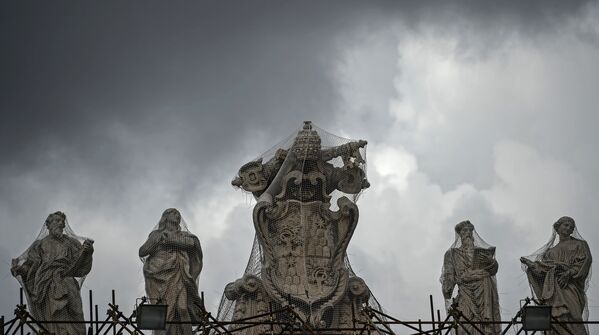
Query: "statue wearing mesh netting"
441 220 501 335
218 121 382 334
520 216 592 335
10 211 94 335
139 208 203 335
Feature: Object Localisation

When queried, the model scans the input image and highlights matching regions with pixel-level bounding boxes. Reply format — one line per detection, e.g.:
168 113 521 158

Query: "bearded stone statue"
441 220 501 335
11 211 94 335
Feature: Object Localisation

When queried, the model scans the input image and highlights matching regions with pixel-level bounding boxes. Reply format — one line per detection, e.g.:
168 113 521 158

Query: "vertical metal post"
1 315 4 335
88 289 93 334
95 304 99 334
430 295 436 333
19 288 23 305
20 287 24 335
437 309 442 334
111 290 116 335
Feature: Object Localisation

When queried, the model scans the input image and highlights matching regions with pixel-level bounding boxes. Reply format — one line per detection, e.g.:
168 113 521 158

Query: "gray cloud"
1 0 598 330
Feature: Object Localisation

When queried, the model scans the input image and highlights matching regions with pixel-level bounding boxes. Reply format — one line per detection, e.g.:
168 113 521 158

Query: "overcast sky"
1 1 598 332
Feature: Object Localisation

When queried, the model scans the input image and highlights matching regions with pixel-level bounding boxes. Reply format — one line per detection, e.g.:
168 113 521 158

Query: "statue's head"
291 121 321 160
553 216 575 237
159 208 182 232
45 211 66 238
455 220 474 243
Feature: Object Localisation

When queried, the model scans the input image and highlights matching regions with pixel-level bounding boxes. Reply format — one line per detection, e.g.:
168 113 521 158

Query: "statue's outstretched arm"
11 241 41 280
321 140 367 163
11 258 31 279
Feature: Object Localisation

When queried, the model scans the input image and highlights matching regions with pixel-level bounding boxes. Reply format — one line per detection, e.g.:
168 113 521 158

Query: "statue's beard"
49 228 63 238
461 236 474 247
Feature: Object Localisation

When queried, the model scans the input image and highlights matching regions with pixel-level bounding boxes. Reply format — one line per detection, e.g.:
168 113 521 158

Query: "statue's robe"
442 247 501 335
20 235 92 335
527 238 592 335
142 230 203 335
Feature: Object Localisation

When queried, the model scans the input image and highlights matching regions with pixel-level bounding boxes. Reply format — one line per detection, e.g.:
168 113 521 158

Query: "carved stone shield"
253 194 359 325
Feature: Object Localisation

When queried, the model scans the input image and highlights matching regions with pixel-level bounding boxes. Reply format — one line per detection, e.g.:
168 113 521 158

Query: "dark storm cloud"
0 0 592 166
0 1 375 235
1 2 347 167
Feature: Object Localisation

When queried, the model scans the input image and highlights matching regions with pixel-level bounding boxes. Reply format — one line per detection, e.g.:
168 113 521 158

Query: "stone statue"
10 211 94 335
221 121 374 333
520 216 592 335
139 208 203 335
441 220 501 335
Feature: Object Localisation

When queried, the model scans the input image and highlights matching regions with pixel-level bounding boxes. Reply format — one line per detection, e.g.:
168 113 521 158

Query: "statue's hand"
557 272 570 288
557 269 574 288
469 269 489 280
357 140 367 148
82 239 94 254
520 257 533 266
10 259 21 277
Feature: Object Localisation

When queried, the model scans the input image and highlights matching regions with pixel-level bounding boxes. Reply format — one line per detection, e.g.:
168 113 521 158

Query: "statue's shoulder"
148 229 162 237
28 238 43 250
180 230 200 241
444 248 457 258
573 238 591 252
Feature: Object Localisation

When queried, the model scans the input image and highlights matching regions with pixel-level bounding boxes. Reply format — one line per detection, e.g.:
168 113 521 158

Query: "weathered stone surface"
139 208 203 335
520 216 592 335
11 211 93 335
441 220 501 335
225 121 371 332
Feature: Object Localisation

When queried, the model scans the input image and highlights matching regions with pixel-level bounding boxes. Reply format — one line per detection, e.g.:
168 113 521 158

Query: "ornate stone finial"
291 121 321 160
232 158 268 192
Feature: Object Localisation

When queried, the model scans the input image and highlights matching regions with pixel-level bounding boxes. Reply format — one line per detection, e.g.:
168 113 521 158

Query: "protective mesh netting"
216 121 383 333
520 216 592 335
139 208 204 335
11 211 94 335
440 220 501 335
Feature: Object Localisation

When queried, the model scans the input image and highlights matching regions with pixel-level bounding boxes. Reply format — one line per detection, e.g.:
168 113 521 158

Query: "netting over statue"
216 121 382 334
520 216 592 335
139 208 204 335
440 220 501 335
10 211 94 335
